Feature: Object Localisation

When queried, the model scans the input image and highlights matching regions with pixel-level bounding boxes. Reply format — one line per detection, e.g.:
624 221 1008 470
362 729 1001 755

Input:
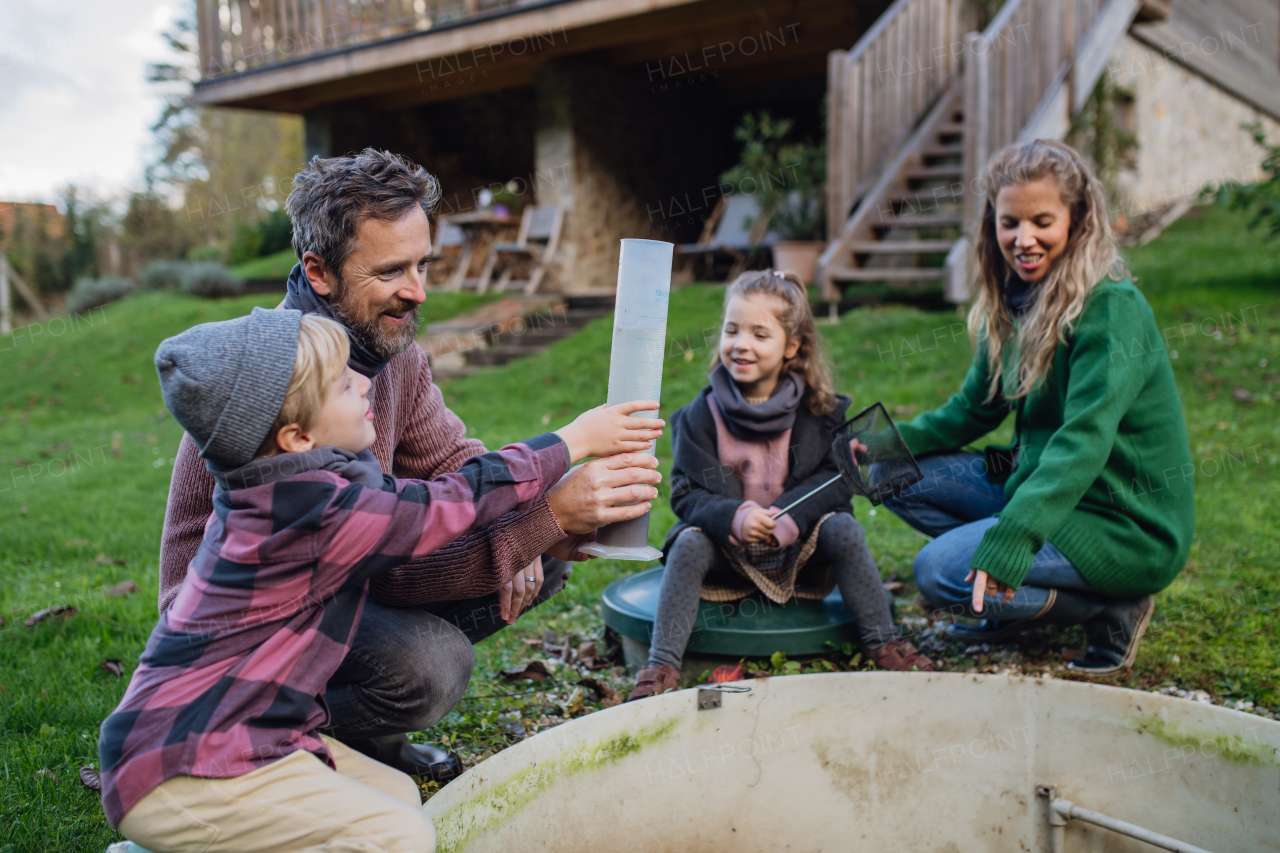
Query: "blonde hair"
255 314 350 458
971 139 1126 401
714 269 838 415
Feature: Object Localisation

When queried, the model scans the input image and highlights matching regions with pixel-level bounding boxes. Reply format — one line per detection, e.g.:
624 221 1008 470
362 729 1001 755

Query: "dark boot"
945 588 1106 643
1067 596 1155 676
341 733 463 783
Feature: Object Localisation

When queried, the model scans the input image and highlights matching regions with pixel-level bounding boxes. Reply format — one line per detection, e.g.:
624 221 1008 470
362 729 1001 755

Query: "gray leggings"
647 513 896 670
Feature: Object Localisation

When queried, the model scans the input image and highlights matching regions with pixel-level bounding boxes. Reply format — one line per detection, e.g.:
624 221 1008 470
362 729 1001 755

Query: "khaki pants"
118 735 434 853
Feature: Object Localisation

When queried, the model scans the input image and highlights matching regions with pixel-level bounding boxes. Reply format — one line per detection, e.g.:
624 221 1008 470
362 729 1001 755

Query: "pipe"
1050 798 1215 853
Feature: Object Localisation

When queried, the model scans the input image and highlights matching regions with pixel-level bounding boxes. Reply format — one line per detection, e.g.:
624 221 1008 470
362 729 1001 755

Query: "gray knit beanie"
155 307 303 469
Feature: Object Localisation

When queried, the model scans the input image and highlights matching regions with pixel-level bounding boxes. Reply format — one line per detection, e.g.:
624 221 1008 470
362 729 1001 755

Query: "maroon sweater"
158 342 567 613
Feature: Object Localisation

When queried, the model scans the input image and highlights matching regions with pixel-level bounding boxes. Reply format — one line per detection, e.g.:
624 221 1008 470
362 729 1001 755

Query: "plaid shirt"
98 434 567 827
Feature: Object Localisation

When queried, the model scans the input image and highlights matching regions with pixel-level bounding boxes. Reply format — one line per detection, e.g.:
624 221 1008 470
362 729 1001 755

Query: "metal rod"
1050 799 1214 853
769 474 842 520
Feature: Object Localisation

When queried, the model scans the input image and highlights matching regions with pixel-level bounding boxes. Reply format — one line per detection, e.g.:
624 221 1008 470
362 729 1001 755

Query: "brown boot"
868 640 935 672
626 664 681 702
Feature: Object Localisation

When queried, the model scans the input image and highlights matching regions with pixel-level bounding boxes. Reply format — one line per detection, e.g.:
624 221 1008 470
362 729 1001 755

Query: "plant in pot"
720 111 827 282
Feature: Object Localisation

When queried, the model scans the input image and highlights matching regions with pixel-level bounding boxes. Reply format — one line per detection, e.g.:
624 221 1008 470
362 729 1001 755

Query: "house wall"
1106 35 1280 218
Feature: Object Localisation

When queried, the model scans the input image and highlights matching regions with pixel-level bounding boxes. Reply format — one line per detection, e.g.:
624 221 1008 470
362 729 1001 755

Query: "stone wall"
1106 36 1280 217
535 62 724 292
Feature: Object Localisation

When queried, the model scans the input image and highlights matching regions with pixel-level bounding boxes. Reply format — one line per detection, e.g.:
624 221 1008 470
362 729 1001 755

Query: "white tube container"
577 239 674 562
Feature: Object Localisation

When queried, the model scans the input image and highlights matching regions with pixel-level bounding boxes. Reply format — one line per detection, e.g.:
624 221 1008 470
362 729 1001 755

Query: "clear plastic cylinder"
577 239 674 561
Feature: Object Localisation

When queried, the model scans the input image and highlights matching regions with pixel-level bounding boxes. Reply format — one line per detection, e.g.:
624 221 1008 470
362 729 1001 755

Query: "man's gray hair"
286 148 442 275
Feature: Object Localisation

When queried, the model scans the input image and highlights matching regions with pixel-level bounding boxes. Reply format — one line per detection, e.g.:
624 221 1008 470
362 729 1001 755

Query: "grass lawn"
1 204 1276 850
227 247 300 282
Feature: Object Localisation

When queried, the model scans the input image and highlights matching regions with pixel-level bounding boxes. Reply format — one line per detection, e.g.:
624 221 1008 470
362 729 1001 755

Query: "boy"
99 307 662 852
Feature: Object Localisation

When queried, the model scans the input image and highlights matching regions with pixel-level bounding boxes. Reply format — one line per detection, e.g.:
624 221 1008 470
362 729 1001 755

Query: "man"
158 149 660 781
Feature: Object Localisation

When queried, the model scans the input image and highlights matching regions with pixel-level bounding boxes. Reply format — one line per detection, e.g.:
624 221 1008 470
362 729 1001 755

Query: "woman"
886 140 1194 675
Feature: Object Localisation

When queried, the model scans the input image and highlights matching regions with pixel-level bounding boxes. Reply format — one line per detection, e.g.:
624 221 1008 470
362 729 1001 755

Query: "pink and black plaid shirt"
98 434 567 827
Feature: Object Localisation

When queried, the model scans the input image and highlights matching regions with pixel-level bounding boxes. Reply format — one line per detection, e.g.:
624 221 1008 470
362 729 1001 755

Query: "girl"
628 271 932 701
884 140 1194 675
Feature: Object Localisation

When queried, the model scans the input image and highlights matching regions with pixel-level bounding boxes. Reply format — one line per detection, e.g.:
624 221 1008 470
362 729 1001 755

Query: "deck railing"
961 0 1135 236
195 0 520 78
825 0 978 239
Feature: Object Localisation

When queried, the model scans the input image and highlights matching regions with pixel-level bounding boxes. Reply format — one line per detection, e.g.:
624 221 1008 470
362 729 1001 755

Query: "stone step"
921 144 964 159
827 266 946 281
848 239 956 254
876 213 964 229
906 165 964 182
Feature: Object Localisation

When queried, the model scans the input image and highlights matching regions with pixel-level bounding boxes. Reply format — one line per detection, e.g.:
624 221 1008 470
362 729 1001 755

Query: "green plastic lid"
602 566 868 657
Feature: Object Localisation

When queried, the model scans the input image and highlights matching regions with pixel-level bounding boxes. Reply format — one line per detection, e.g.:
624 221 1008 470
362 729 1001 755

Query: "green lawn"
1 204 1277 850
227 247 300 281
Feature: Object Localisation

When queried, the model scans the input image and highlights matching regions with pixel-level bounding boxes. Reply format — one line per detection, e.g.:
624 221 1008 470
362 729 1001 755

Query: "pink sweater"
706 391 801 547
157 342 567 613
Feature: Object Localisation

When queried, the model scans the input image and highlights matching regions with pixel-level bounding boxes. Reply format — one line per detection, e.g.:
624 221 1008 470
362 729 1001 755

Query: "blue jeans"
883 452 1097 621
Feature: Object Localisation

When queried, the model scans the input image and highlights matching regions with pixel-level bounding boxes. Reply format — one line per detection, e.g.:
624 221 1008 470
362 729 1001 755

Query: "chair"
433 219 471 291
676 193 780 281
477 204 564 295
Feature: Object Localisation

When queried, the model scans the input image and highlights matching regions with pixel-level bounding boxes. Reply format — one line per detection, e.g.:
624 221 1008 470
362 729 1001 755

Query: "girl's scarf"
283 263 389 378
709 363 806 438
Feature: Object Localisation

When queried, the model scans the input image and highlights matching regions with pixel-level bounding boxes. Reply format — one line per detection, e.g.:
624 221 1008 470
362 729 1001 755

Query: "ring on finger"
525 576 536 583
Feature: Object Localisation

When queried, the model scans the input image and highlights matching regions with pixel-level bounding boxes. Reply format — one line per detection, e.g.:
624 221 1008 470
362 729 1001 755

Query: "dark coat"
663 388 854 558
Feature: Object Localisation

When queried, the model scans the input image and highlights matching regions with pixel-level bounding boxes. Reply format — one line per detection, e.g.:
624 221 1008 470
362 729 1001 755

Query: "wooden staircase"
818 0 1164 309
823 96 967 300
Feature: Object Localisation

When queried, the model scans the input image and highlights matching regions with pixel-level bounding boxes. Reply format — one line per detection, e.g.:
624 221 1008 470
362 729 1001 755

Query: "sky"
0 0 179 205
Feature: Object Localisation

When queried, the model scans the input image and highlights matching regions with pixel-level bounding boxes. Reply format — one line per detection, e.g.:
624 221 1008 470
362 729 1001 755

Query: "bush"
187 244 224 262
66 276 134 315
139 259 189 291
180 262 245 299
228 208 294 266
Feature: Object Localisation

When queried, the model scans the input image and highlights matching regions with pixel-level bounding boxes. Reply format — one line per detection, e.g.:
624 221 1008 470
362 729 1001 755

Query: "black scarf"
1003 272 1036 318
283 263 389 378
709 363 806 438
210 446 390 492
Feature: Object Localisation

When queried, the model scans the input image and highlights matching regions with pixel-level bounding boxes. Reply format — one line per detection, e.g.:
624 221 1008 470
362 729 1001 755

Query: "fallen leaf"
10 458 32 467
1232 387 1252 404
563 686 585 715
78 766 102 792
35 769 57 783
500 660 552 682
576 641 597 660
709 664 744 683
883 580 905 594
24 605 77 627
105 581 140 597
93 553 125 566
579 677 621 707
750 670 771 679
100 659 124 677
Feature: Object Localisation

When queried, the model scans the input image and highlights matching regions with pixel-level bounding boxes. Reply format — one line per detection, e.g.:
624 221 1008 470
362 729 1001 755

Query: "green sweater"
896 277 1194 596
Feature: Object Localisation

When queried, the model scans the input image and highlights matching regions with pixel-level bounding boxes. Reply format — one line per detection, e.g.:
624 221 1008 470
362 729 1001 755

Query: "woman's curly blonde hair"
971 139 1126 401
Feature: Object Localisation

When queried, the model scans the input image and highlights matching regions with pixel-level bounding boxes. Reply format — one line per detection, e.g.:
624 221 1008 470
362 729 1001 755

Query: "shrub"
180 263 245 299
228 208 293 266
66 276 134 315
139 259 189 291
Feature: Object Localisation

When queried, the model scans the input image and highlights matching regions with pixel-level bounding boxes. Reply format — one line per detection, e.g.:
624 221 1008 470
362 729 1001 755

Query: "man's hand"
741 507 778 545
498 556 544 624
965 568 1015 613
546 454 662 535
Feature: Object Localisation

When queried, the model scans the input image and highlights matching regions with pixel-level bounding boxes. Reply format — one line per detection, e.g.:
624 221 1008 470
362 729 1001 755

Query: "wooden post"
963 31 989 242
0 255 10 336
827 50 848 242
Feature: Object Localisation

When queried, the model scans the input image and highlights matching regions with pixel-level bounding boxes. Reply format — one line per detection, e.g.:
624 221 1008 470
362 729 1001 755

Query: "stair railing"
825 0 975 240
961 0 1140 239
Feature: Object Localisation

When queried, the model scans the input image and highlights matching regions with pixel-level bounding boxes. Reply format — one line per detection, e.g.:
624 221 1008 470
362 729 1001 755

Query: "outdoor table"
441 210 520 292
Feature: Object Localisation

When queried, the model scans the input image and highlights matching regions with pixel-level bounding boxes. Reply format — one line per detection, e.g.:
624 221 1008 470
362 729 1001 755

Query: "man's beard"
329 277 421 362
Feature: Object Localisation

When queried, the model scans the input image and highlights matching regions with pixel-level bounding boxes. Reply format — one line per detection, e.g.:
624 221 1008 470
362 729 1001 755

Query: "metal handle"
768 473 843 520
